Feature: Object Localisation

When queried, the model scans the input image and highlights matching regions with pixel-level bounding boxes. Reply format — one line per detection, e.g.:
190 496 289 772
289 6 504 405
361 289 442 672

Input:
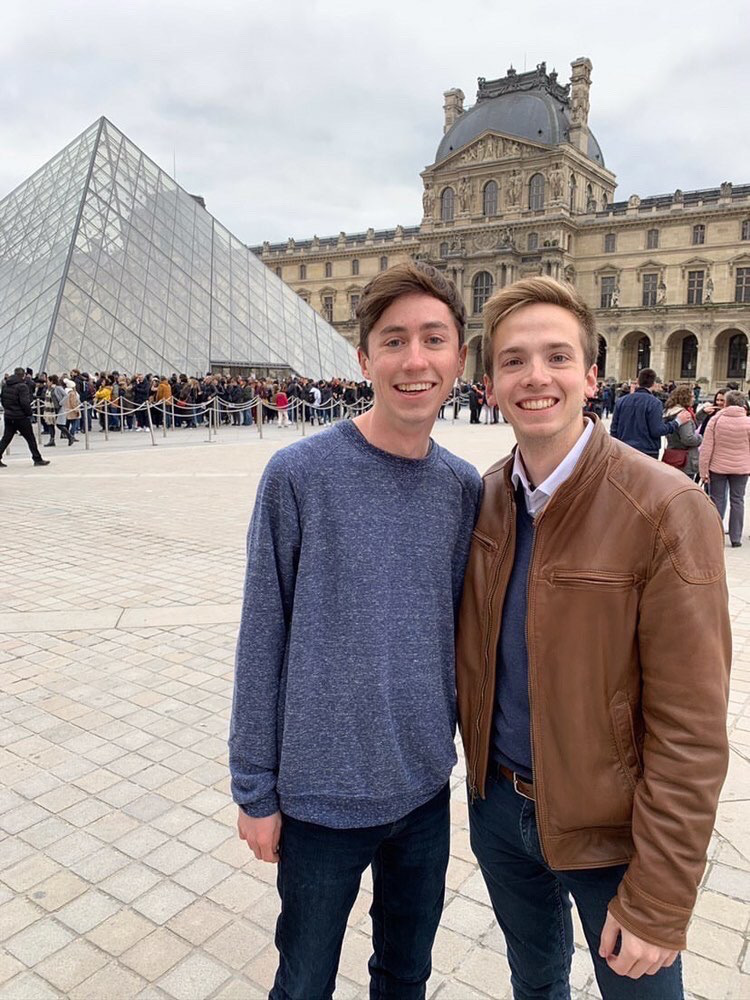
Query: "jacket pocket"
471 528 499 552
552 571 636 591
609 692 644 791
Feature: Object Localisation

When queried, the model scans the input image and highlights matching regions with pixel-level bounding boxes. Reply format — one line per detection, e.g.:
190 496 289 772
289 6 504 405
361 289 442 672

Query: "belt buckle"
513 772 533 801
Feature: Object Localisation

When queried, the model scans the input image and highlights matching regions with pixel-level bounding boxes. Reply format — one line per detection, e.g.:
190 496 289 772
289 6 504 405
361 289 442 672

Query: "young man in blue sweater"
230 261 482 999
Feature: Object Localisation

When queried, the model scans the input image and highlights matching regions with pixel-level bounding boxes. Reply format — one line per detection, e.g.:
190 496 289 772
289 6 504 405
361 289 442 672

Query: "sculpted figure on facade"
422 184 434 217
459 176 471 212
720 181 733 198
657 279 667 305
705 273 714 303
507 171 521 206
611 283 620 307
549 164 564 201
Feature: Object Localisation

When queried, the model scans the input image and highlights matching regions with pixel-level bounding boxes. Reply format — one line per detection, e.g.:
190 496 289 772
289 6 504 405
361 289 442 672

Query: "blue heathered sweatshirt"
229 420 482 829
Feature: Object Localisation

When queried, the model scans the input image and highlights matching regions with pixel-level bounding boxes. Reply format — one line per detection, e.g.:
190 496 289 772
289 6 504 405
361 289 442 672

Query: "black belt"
489 760 535 800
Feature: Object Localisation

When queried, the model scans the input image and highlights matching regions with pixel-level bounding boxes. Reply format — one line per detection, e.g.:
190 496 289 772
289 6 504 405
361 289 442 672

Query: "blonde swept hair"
482 276 598 376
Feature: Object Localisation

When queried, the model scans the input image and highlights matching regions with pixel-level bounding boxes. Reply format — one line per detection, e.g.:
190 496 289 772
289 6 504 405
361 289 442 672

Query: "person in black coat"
0 369 49 466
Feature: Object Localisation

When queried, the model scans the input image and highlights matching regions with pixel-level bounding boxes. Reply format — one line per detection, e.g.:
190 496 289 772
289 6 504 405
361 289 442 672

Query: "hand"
676 410 691 425
599 911 678 979
701 476 709 485
237 809 282 863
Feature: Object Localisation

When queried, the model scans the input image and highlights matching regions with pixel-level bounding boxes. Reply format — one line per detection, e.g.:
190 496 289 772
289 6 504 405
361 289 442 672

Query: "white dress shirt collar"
511 418 595 517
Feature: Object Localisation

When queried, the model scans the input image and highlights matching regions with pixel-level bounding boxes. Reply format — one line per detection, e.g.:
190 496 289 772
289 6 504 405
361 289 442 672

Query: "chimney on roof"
443 88 465 134
568 57 592 153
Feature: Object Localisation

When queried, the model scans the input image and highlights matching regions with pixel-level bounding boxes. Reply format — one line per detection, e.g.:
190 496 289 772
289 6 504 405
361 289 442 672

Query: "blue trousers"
270 785 450 1000
469 774 683 1000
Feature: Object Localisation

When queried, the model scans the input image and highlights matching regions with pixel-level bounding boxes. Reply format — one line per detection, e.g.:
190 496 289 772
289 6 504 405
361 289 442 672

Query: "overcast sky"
1 0 748 245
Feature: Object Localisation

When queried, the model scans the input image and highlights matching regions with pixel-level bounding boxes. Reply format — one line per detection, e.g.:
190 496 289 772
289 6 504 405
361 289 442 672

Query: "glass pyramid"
0 118 362 381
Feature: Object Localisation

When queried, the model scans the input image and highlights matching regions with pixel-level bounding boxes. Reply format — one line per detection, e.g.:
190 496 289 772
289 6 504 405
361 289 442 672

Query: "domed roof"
435 66 604 167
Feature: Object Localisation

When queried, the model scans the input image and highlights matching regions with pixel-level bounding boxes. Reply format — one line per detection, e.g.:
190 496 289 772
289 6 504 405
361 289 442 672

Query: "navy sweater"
229 421 482 828
492 485 535 779
610 388 678 454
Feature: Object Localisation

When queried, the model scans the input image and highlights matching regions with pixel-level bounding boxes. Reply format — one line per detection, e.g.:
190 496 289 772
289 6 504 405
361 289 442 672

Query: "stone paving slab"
0 418 749 999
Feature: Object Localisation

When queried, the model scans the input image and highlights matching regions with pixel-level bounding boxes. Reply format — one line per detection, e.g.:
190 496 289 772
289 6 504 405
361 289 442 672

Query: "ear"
357 347 370 381
483 372 498 408
457 343 468 377
584 363 598 399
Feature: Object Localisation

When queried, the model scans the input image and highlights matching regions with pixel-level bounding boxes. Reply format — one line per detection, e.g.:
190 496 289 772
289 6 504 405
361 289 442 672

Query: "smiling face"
358 291 466 437
484 302 597 452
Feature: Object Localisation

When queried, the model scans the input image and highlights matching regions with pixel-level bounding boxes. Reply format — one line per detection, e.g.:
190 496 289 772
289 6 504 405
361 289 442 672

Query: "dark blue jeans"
270 785 450 1000
469 774 683 1000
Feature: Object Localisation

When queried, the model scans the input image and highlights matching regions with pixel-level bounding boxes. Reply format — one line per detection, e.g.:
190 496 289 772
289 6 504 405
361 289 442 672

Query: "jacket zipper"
469 486 514 801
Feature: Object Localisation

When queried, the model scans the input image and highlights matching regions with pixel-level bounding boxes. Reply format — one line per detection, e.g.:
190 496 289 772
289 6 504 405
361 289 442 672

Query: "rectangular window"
600 275 615 309
692 224 705 245
646 229 659 249
736 267 750 303
742 220 750 241
642 273 658 307
322 295 334 322
604 233 616 253
687 270 704 305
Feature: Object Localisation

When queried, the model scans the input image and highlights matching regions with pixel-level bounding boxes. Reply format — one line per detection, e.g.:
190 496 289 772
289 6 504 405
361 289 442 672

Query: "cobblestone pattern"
0 422 748 999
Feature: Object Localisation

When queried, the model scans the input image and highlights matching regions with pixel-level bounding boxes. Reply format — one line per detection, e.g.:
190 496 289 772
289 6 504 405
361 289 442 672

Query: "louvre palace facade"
253 58 750 388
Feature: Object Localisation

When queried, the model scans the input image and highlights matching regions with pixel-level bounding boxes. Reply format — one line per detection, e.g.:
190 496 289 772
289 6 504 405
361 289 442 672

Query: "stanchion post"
103 401 110 440
83 402 90 450
256 397 263 438
162 401 167 438
145 402 156 445
34 398 43 446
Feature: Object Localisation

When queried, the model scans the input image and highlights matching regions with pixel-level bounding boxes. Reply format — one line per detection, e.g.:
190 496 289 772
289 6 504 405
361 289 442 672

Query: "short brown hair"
357 261 466 355
482 276 597 376
666 386 693 409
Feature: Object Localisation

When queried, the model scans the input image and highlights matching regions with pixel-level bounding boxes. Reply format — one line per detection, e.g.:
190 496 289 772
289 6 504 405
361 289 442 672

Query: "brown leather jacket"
456 418 730 950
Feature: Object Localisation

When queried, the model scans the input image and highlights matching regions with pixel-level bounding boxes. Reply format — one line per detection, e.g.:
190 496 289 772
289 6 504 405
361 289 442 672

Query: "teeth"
519 398 556 410
397 383 433 392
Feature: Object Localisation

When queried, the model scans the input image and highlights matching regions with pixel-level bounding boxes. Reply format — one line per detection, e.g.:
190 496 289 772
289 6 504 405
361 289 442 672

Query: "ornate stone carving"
474 230 498 252
673 189 684 205
705 272 714 303
721 181 733 198
628 194 641 208
657 279 667 305
458 176 471 212
499 227 515 248
422 184 434 217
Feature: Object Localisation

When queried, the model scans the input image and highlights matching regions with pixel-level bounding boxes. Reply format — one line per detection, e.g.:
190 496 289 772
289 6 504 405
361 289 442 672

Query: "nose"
403 340 430 371
521 355 551 387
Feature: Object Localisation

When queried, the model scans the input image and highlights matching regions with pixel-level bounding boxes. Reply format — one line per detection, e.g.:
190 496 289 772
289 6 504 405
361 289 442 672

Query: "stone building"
252 58 750 388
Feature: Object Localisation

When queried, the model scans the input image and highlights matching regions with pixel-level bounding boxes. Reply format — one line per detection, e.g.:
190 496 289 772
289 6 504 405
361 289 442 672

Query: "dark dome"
435 90 604 166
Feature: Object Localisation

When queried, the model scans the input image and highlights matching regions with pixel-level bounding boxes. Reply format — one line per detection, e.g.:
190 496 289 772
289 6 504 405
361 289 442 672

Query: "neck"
353 407 432 459
516 417 587 486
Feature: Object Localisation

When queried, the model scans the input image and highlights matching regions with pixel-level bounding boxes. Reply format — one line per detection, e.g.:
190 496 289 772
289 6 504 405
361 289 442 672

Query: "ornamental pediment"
439 132 547 169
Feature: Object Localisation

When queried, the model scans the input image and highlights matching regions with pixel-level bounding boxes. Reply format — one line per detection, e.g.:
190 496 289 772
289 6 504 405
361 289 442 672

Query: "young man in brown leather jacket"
455 276 730 999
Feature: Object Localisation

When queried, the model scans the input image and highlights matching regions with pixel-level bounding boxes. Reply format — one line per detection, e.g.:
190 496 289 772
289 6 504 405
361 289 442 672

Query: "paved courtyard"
0 417 749 1000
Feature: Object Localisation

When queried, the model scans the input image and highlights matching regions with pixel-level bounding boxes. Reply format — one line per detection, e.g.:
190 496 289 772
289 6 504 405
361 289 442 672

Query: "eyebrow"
496 340 577 358
377 321 452 335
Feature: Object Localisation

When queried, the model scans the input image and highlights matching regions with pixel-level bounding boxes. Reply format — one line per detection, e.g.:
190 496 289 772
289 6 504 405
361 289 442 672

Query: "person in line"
699 388 750 548
661 385 702 477
610 367 688 456
230 261 481 999
0 368 49 466
456 276 730 998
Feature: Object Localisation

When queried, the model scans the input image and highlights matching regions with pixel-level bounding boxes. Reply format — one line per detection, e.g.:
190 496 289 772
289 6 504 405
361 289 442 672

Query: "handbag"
662 448 687 468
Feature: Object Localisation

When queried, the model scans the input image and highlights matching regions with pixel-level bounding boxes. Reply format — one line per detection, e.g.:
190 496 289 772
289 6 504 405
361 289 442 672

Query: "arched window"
527 232 539 251
351 259 359 276
441 187 455 222
569 174 577 211
299 263 306 279
380 255 388 271
472 271 494 314
439 242 449 258
680 335 698 378
529 174 545 211
728 333 748 379
483 181 498 217
324 261 332 278
637 336 651 371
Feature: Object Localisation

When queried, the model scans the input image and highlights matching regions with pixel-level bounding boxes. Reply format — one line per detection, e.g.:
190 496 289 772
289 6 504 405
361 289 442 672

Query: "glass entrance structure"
0 118 361 380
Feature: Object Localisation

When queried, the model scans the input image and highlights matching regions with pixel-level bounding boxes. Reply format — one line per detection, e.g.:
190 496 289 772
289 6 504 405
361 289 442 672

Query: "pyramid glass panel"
0 118 360 379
